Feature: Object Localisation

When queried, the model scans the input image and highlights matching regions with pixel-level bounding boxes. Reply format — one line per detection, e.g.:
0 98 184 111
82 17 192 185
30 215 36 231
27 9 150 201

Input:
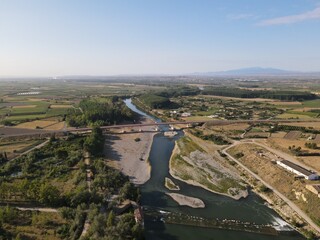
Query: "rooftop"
280 160 314 177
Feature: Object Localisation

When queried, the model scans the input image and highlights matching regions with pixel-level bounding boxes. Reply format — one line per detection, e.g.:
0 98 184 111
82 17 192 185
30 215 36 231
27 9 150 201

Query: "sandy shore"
166 193 205 208
105 118 156 185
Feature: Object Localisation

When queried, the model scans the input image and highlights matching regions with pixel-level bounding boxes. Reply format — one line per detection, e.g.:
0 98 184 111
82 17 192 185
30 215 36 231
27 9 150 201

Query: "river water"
124 99 304 240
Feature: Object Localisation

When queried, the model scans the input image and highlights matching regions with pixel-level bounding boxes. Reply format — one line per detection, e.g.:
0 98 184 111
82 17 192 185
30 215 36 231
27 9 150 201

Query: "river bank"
105 117 156 185
240 168 317 238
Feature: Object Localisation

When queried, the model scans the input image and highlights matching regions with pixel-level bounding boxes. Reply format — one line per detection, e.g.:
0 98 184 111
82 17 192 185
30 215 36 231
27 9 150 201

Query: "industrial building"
276 160 319 180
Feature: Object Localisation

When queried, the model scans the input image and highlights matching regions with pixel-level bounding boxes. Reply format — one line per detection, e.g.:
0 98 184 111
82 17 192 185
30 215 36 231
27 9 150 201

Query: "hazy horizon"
1 0 320 76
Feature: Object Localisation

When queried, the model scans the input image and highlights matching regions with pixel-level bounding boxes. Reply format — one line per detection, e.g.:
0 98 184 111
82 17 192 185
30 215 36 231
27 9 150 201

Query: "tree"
0 153 8 164
305 142 318 149
55 149 68 159
38 183 61 206
107 211 115 227
84 127 105 156
119 182 138 201
0 205 17 224
60 207 76 220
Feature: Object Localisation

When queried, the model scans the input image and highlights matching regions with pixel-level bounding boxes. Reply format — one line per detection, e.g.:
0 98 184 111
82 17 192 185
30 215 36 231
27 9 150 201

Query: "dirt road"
16 207 57 212
10 139 49 162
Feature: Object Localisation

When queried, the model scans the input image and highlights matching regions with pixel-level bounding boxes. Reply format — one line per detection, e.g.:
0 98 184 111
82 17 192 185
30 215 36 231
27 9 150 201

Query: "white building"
17 92 40 95
276 160 319 180
181 112 191 117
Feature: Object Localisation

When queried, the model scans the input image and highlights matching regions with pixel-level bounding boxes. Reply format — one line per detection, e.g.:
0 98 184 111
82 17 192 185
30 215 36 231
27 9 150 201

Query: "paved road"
222 142 320 234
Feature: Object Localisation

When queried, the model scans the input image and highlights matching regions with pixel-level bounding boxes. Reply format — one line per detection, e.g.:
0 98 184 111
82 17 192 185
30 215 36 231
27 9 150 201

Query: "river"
124 98 304 240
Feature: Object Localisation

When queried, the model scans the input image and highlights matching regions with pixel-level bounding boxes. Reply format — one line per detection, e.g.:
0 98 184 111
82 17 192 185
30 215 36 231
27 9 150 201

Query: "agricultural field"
0 99 69 125
0 139 44 159
14 120 60 129
302 99 320 108
284 131 301 140
0 80 165 126
280 122 320 130
263 131 320 172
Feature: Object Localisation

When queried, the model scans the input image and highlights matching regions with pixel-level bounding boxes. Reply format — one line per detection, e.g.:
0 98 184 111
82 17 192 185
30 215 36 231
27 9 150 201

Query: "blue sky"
0 0 320 76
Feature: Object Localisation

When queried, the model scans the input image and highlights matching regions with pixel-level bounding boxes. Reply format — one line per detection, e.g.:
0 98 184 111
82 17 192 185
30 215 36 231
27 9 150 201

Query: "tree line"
202 87 317 101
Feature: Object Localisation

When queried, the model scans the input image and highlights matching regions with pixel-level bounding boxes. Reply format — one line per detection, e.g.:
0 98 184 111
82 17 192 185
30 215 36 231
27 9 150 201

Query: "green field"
276 113 314 119
302 99 320 107
46 108 69 117
6 114 48 121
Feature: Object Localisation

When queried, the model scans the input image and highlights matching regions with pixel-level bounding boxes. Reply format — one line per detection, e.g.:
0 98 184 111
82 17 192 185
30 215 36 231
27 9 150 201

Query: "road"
80 151 92 238
16 207 58 213
2 119 319 138
222 142 320 234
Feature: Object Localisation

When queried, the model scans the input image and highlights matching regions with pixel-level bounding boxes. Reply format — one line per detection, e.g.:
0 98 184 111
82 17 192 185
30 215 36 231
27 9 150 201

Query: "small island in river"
165 177 180 190
166 193 205 208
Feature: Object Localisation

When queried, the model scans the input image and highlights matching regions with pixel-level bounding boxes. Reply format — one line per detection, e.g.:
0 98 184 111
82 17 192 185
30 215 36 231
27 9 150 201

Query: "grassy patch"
276 113 314 119
0 207 66 240
302 99 320 108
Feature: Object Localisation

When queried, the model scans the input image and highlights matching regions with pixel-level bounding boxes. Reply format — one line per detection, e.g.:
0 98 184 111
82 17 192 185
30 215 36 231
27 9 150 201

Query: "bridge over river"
0 119 319 139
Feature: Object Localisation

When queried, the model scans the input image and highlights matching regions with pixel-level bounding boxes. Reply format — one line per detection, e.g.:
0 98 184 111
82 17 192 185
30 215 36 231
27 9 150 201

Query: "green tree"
84 127 105 156
55 149 68 159
38 183 61 206
107 211 115 227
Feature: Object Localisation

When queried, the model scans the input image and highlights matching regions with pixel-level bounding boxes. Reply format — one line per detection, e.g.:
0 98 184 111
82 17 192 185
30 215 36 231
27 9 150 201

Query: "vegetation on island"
165 177 180 191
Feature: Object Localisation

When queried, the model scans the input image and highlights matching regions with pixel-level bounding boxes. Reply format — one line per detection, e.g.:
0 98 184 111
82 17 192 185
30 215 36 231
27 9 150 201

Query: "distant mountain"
193 67 304 76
